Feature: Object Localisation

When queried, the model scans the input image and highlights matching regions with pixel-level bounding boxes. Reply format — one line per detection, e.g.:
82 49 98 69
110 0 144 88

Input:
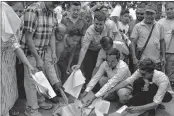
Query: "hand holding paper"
31 71 56 99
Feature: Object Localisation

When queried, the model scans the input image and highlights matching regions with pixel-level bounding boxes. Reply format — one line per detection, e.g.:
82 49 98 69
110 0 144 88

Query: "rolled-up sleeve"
125 70 140 85
95 66 129 97
153 80 169 104
130 24 139 40
24 8 38 33
95 49 106 67
82 28 93 48
85 62 106 92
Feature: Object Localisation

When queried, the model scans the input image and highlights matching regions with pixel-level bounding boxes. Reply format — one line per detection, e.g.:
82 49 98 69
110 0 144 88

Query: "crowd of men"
4 1 174 116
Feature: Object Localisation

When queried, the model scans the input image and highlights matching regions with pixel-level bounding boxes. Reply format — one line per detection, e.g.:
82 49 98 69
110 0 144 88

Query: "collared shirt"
61 16 88 36
85 60 131 97
82 24 112 51
20 2 58 58
95 41 129 68
131 20 164 63
126 69 171 104
158 18 174 53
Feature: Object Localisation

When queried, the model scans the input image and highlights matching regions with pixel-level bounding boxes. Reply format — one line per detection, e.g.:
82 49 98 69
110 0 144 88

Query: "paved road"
14 94 174 116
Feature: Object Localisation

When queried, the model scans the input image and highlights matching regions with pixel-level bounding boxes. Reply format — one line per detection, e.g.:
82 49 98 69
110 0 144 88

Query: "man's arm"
66 46 76 74
50 30 57 64
104 70 140 98
85 62 106 92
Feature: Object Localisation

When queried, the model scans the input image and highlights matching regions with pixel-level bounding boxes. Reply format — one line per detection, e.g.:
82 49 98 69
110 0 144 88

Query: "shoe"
50 96 60 103
24 107 42 116
38 102 53 110
9 109 20 116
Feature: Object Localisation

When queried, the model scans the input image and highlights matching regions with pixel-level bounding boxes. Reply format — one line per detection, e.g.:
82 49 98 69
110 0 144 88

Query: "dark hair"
94 11 106 21
100 5 108 11
70 1 81 7
6 1 24 6
100 36 113 49
107 48 120 60
165 2 174 9
139 58 155 73
120 9 130 16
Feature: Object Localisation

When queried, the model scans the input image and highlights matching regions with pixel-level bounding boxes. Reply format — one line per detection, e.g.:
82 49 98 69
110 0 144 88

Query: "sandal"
9 109 20 116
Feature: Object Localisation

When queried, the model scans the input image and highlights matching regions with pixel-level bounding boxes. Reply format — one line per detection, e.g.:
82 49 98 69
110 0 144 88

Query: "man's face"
166 3 174 19
94 18 105 32
144 11 156 24
45 2 57 11
136 8 144 21
12 2 24 18
101 7 109 18
121 13 130 24
106 55 119 69
70 4 81 19
68 35 81 48
139 70 153 81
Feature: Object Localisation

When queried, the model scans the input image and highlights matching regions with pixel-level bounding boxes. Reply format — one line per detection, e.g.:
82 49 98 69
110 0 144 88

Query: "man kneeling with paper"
79 48 131 105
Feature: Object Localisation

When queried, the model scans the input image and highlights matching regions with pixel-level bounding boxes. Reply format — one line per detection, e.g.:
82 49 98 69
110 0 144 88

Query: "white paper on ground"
95 109 104 116
116 105 128 114
31 71 56 98
63 70 86 98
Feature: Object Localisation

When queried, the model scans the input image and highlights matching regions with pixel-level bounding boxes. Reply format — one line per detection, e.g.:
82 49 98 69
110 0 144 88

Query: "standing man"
128 3 145 38
131 3 166 71
21 2 61 116
72 11 113 85
158 2 174 87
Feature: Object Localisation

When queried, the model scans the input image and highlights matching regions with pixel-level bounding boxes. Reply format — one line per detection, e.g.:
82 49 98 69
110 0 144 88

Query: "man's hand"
66 66 72 74
27 65 36 74
84 96 96 107
52 53 58 64
71 64 80 71
36 57 44 71
53 82 62 91
79 91 88 100
126 106 143 113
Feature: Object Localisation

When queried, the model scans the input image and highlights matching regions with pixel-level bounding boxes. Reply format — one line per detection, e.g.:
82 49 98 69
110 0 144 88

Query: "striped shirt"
20 2 58 58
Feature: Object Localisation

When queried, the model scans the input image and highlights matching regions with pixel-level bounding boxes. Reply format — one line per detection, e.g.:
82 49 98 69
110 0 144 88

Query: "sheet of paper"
73 69 86 87
31 71 56 98
63 70 85 98
94 98 110 114
116 105 128 114
95 109 104 116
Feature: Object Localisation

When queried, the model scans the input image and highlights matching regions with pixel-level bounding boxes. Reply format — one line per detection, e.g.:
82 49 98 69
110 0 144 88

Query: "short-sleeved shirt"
158 18 174 53
20 2 58 58
85 60 131 97
105 19 118 34
61 16 88 36
126 69 171 104
82 24 112 51
95 41 129 67
131 20 164 63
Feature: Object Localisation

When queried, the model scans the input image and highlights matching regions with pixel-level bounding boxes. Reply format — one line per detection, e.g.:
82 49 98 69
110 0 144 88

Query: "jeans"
24 54 59 109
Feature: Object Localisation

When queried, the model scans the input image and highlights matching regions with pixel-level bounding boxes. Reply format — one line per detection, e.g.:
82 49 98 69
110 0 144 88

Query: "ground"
13 94 174 116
